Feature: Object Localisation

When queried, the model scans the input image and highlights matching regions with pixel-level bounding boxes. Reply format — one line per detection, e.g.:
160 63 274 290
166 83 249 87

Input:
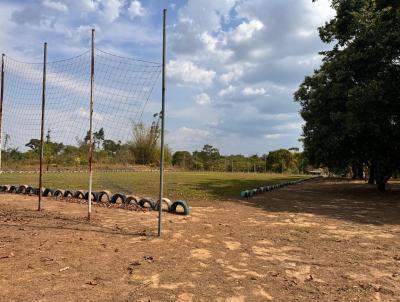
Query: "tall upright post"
0 54 5 174
88 29 95 220
158 9 167 237
38 43 47 211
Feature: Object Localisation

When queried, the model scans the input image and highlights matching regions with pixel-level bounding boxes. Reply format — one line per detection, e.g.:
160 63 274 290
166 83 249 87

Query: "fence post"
158 9 167 237
0 54 4 174
38 43 47 211
88 29 95 220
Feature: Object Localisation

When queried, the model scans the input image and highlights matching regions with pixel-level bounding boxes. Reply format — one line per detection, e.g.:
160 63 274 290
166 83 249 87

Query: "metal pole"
0 54 5 174
158 9 167 237
88 29 95 220
38 43 47 211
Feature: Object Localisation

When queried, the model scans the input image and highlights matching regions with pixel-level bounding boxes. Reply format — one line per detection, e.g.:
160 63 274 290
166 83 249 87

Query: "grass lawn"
0 171 308 202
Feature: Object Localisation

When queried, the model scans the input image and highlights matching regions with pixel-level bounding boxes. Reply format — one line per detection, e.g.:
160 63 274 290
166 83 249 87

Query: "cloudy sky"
0 0 335 155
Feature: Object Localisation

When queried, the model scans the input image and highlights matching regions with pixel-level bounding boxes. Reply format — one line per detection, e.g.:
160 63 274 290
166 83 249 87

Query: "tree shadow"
197 178 400 225
193 175 303 200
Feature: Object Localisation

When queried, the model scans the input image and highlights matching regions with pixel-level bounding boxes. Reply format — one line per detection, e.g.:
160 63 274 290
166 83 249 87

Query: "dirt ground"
0 179 399 302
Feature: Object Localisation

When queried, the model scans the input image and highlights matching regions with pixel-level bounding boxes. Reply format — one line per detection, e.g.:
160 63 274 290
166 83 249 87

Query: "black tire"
54 189 65 198
43 188 55 197
240 190 249 198
98 190 112 203
17 185 28 194
138 197 156 209
154 198 172 211
84 191 99 202
170 200 190 215
110 193 126 204
125 195 139 205
9 185 17 193
63 190 74 198
25 186 35 195
1 185 10 192
73 190 85 199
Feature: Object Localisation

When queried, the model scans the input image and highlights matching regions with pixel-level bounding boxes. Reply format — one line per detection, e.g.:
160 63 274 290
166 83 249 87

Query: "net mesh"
1 49 161 177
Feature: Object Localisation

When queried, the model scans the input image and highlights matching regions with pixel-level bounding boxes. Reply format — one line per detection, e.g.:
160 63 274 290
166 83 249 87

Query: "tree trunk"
368 165 375 184
377 180 386 192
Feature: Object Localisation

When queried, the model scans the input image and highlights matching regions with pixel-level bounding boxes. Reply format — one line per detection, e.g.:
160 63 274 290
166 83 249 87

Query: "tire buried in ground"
110 193 126 204
98 190 112 203
84 191 99 202
154 198 172 212
125 195 140 205
26 186 35 195
170 200 190 215
9 185 17 193
63 190 74 198
138 197 156 209
43 188 55 197
0 185 9 192
54 189 65 198
17 185 28 194
73 190 85 199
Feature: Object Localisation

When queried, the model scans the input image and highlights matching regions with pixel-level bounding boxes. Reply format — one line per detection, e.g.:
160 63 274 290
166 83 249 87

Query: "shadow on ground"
198 178 400 225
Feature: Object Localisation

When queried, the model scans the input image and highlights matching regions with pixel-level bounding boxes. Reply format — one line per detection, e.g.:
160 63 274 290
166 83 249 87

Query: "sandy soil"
0 179 399 302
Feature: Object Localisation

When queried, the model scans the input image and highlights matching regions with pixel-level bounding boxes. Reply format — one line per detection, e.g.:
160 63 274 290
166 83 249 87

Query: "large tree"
295 0 400 191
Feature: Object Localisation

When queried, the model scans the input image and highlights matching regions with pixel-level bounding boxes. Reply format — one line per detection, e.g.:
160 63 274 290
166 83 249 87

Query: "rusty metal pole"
38 43 47 211
157 9 167 237
88 29 95 220
0 54 5 174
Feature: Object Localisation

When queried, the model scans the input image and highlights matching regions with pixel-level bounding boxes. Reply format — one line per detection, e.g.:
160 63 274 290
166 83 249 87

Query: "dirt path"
0 179 399 301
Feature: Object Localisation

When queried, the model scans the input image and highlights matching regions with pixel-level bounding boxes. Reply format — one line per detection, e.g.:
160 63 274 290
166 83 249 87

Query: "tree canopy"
295 0 400 191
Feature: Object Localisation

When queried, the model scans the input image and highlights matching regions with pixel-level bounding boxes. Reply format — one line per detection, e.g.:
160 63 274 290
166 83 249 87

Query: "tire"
170 200 190 215
63 190 74 198
43 188 55 197
98 190 112 203
54 189 65 198
73 190 85 199
252 189 258 195
154 198 172 211
25 186 35 195
125 195 139 205
110 193 126 204
240 190 249 198
9 185 17 193
1 185 10 192
17 185 28 194
84 191 99 202
138 197 156 209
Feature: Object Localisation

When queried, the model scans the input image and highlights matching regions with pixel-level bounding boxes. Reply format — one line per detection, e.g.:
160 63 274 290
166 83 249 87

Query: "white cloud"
265 133 288 139
128 0 146 18
231 19 264 43
218 85 236 97
42 0 68 12
167 60 216 86
101 0 123 22
242 86 266 96
195 93 211 106
168 126 212 151
219 66 243 85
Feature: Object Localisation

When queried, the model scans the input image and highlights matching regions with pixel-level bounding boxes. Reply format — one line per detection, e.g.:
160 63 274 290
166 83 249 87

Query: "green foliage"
296 0 400 191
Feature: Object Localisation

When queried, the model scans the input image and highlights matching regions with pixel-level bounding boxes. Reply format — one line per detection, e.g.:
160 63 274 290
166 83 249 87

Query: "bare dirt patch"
0 179 399 301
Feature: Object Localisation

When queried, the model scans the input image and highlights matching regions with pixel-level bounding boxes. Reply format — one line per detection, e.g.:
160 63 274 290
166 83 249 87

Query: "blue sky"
0 0 335 155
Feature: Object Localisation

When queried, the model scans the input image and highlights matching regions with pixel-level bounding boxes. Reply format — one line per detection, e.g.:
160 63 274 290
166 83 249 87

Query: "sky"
0 0 335 155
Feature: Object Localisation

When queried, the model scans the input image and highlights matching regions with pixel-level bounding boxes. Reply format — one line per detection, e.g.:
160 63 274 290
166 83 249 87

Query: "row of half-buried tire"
0 184 189 215
240 178 309 198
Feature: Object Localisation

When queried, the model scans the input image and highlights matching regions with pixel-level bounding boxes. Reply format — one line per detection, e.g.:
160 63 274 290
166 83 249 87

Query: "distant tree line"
172 145 308 173
2 126 306 174
295 0 400 191
2 119 172 170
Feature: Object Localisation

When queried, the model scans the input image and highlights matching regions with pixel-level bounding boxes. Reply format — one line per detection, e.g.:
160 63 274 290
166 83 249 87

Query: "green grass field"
0 171 308 202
